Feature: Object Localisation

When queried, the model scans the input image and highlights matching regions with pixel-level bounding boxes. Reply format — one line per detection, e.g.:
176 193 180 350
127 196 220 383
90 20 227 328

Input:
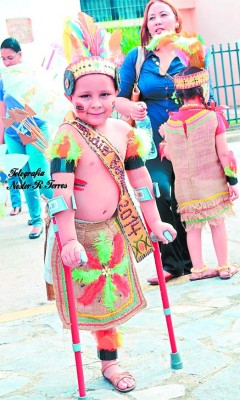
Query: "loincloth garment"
51 216 147 331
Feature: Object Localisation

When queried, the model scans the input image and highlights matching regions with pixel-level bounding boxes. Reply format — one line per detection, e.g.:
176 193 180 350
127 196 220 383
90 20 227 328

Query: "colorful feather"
93 231 112 264
146 30 208 69
103 276 118 311
63 11 123 64
93 329 123 350
77 275 105 305
72 267 102 285
112 273 130 297
109 233 124 268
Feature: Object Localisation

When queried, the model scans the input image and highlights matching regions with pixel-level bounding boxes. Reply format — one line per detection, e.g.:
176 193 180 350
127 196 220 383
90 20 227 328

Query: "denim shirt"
118 47 214 146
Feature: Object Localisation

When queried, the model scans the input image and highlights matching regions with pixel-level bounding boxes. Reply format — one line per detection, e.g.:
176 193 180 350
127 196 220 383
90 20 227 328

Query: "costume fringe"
179 194 234 230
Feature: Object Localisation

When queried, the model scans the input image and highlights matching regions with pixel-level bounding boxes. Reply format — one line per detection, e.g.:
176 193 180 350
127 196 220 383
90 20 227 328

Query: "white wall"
0 0 80 69
192 0 240 47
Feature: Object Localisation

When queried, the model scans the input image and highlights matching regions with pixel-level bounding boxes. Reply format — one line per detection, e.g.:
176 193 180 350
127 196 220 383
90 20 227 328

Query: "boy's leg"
93 328 135 392
210 221 238 279
187 226 217 280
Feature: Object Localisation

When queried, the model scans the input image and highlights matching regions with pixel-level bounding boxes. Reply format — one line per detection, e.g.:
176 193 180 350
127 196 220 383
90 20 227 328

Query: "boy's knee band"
97 349 118 360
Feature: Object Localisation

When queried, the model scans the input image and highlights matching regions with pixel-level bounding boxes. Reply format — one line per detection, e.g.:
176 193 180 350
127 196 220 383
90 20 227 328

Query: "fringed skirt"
51 216 146 330
178 190 234 231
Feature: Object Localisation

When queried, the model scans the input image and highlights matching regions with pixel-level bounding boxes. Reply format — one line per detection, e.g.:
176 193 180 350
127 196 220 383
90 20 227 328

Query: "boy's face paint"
71 74 117 128
75 103 85 113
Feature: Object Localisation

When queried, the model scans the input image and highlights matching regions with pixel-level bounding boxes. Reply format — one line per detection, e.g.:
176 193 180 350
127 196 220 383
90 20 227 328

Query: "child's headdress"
62 12 123 96
146 31 210 90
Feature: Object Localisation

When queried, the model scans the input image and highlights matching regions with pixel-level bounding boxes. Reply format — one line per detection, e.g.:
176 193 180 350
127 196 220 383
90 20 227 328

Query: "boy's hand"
150 222 177 245
229 184 239 201
61 240 88 268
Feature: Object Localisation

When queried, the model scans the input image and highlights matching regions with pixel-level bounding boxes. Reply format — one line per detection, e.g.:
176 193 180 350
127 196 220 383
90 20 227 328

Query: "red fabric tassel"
112 274 129 297
109 233 124 268
77 275 105 305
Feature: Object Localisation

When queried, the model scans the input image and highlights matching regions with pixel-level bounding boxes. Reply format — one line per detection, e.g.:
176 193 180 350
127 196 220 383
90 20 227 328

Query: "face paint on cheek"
76 103 85 113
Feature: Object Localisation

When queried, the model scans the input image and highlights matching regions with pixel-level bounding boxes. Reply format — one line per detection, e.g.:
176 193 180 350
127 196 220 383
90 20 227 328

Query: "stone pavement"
0 133 240 400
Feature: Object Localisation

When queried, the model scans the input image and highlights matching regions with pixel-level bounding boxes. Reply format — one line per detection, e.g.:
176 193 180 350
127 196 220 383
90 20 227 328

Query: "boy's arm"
47 126 87 267
126 166 177 243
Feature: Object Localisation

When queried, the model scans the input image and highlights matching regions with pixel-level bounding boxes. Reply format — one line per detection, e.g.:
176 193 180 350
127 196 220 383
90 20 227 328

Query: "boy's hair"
1 37 21 52
175 66 208 106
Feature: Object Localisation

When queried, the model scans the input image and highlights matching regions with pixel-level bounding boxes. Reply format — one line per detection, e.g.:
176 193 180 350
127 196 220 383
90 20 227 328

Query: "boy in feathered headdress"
156 33 239 282
46 12 176 393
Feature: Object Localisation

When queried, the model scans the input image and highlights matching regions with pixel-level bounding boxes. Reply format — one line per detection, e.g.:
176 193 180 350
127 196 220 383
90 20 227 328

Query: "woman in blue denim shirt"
0 38 53 239
116 0 193 282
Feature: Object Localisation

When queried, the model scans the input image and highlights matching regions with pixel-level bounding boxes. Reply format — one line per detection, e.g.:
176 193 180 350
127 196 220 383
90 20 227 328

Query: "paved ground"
0 130 240 400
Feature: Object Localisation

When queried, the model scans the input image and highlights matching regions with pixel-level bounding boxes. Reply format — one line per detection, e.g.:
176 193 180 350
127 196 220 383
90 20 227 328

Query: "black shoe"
29 227 43 239
28 219 33 226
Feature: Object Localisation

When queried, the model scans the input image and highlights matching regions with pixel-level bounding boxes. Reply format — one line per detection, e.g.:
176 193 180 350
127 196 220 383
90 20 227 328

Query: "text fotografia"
9 168 45 179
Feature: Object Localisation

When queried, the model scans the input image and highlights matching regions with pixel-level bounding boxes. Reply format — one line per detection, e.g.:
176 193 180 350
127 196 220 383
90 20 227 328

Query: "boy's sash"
70 119 153 262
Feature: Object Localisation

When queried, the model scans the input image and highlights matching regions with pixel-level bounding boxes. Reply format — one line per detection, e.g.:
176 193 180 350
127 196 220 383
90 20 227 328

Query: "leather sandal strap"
101 360 118 375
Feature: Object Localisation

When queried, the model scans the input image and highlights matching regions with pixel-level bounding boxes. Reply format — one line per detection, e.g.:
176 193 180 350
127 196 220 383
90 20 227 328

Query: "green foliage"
107 25 141 55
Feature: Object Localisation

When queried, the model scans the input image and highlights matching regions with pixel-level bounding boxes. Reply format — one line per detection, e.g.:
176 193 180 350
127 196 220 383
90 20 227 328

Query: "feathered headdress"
62 12 123 95
146 30 210 90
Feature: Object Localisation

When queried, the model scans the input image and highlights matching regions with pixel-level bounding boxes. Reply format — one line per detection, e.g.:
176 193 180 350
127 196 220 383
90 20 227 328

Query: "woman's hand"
130 101 147 121
150 221 177 245
61 240 88 268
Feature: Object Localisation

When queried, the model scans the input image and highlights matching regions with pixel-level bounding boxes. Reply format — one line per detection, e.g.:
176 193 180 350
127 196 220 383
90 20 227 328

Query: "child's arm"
47 126 87 268
158 123 171 160
126 166 177 244
215 133 239 201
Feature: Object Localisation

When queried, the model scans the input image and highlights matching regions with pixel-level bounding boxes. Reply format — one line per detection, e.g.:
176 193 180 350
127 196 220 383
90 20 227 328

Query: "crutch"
144 218 183 370
48 197 93 400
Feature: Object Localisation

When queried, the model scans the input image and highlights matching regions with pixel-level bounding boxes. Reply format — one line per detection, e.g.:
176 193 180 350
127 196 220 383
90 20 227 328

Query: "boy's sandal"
9 206 22 216
215 265 238 280
189 265 218 281
101 360 136 393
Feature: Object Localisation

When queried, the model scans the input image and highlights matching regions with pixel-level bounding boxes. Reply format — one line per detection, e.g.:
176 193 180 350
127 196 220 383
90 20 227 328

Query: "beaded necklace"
179 104 206 111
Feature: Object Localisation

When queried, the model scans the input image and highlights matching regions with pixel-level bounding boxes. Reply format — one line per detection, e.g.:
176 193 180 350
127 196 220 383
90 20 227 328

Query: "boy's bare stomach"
74 174 121 222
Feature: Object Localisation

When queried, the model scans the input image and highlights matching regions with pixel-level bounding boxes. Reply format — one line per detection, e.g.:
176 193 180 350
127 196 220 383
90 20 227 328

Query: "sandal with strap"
9 206 21 216
189 265 218 281
101 360 136 393
215 265 238 280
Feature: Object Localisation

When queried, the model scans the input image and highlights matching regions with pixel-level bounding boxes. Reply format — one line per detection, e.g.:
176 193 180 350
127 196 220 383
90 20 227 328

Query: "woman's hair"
140 0 183 47
1 37 21 52
175 66 208 107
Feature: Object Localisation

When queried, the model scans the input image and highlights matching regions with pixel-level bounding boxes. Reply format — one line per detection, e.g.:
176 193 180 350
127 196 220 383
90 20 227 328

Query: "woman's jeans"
4 125 53 226
146 155 192 276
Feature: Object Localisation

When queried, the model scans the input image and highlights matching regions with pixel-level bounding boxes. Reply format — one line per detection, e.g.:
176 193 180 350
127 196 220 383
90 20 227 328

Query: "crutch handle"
150 231 173 243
